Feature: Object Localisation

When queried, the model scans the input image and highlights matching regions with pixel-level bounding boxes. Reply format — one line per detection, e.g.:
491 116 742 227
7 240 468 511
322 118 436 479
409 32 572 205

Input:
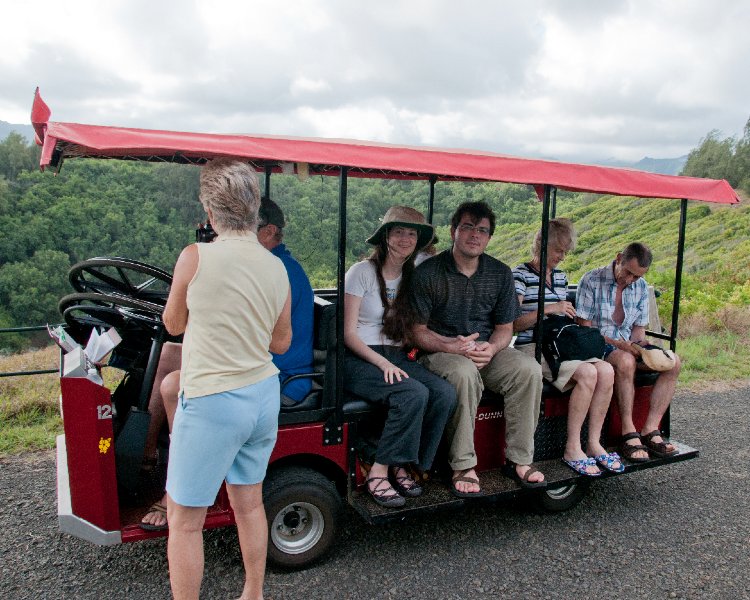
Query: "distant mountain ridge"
593 155 688 176
0 121 35 142
0 120 687 175
633 155 688 175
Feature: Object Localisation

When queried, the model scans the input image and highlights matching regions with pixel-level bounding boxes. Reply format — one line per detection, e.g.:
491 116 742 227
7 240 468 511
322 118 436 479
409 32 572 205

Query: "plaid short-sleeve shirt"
575 262 649 341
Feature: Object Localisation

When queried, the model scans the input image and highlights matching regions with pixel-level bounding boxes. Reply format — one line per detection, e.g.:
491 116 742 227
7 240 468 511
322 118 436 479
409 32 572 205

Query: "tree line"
0 117 748 352
681 116 750 197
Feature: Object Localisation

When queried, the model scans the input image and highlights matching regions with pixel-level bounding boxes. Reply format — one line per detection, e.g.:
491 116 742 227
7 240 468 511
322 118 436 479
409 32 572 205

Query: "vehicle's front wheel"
263 466 342 569
534 479 590 513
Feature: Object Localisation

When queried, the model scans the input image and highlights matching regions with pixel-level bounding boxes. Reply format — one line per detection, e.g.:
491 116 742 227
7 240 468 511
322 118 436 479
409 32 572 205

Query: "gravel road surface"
2 386 749 599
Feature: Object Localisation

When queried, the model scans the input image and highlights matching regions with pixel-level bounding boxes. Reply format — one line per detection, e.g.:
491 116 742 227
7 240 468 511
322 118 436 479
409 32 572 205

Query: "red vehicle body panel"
120 488 234 543
607 385 660 441
59 378 120 532
32 90 739 204
473 404 507 471
270 423 349 470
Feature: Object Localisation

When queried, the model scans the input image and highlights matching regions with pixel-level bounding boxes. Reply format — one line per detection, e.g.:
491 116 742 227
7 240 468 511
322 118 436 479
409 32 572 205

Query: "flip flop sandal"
620 432 650 463
389 467 423 498
641 430 679 458
591 451 625 473
502 461 547 489
562 456 603 477
451 468 483 498
139 502 169 531
366 476 406 508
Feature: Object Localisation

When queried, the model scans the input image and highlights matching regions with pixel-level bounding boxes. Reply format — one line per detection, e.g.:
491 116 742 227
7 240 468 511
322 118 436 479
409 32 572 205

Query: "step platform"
350 441 698 524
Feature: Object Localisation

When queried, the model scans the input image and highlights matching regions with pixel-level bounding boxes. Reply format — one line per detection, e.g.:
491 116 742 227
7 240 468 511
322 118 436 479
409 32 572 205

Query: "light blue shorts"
166 375 280 507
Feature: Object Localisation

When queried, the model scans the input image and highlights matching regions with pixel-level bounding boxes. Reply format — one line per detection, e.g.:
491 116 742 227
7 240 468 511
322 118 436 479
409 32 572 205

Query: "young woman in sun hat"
343 206 457 508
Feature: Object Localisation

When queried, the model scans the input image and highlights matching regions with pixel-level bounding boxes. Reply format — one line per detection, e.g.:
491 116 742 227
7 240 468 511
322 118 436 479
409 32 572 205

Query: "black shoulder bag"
538 314 606 379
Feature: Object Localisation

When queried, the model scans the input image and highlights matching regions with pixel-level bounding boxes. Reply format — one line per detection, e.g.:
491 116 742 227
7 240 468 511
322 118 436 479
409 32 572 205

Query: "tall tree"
682 130 736 183
682 116 750 196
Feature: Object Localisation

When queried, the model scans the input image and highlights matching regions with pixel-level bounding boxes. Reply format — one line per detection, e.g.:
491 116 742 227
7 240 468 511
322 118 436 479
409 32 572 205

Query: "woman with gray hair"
163 158 292 600
512 218 621 476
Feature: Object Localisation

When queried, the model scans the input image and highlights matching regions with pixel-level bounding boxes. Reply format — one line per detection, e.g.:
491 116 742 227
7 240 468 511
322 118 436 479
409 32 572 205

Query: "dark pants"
344 346 457 470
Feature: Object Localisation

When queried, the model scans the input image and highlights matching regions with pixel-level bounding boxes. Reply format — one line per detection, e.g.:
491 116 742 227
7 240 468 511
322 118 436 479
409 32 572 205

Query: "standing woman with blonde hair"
513 218 622 476
344 206 457 508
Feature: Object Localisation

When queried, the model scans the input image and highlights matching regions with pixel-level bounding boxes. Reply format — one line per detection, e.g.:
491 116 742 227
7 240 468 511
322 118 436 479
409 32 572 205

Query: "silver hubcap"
545 483 577 501
270 502 324 555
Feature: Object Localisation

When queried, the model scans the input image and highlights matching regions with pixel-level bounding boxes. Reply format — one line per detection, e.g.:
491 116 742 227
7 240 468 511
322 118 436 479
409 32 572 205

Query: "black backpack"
538 314 606 379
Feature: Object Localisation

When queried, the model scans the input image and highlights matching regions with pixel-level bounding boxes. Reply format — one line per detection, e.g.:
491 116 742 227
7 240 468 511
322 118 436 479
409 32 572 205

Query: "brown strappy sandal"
620 432 650 463
641 430 679 458
451 468 483 498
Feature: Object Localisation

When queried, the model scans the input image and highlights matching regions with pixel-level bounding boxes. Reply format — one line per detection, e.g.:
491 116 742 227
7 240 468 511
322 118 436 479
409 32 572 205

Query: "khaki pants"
420 347 542 470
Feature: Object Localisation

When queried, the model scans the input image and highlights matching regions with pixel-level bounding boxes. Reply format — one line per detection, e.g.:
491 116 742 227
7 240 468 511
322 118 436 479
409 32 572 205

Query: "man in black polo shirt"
409 201 545 496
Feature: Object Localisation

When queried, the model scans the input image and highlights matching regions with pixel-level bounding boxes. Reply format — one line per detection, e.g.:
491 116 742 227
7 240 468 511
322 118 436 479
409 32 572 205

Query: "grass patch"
2 325 750 456
676 306 750 389
0 347 61 457
0 346 122 458
0 414 63 456
676 333 750 388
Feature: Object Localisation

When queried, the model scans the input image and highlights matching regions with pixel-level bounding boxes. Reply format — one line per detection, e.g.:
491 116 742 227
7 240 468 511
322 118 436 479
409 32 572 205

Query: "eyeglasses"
458 223 491 236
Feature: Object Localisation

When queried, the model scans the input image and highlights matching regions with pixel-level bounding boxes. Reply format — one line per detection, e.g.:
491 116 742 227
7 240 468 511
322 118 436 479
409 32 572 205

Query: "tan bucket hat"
633 342 676 372
366 206 434 250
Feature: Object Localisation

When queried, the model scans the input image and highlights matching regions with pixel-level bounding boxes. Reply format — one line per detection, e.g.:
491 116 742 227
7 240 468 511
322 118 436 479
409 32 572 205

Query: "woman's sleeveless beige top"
180 233 289 398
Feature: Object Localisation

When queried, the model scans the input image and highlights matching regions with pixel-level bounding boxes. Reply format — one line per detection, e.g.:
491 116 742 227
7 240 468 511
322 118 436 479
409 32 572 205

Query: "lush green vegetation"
681 116 750 196
5 125 748 351
1 118 749 455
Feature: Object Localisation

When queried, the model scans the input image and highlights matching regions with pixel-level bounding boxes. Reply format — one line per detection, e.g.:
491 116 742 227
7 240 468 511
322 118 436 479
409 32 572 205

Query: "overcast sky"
1 0 748 163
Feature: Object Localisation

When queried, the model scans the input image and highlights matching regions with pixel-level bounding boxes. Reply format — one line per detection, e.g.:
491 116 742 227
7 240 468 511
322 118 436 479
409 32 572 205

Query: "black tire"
533 479 590 513
263 466 342 569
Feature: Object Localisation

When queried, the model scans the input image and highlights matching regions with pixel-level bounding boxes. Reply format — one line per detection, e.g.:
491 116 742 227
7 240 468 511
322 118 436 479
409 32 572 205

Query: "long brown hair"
366 228 418 346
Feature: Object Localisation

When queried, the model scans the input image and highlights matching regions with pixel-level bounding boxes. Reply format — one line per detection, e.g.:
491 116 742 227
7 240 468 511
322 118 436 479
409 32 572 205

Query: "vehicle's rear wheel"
534 479 590 513
263 466 342 569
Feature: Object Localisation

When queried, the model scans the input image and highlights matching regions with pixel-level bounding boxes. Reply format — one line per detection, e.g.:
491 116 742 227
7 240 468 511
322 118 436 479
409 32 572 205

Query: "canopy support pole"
264 165 272 199
427 175 437 224
534 185 553 363
328 166 349 442
551 187 557 219
670 199 688 352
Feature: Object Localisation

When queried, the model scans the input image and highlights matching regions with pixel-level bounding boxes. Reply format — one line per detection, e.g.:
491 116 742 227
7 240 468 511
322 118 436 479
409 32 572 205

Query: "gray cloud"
2 0 748 163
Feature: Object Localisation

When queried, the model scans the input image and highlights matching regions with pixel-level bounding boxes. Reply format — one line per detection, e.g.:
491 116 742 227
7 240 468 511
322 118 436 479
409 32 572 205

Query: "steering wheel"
59 292 166 345
69 257 172 306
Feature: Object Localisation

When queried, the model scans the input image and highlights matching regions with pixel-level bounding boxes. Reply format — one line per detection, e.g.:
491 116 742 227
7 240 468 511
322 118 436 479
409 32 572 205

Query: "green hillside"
1 124 749 355
487 194 750 325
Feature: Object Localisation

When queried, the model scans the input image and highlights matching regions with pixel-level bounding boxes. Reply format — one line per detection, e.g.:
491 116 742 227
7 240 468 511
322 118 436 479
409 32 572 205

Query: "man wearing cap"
407 201 546 496
256 197 315 407
576 242 681 462
139 197 313 532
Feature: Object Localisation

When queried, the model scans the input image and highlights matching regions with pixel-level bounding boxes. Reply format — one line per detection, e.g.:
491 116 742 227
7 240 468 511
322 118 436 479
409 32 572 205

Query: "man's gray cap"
259 196 285 228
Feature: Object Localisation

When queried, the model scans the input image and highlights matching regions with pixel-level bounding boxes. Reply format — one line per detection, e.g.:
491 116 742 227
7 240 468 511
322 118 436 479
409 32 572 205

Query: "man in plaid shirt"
576 243 680 463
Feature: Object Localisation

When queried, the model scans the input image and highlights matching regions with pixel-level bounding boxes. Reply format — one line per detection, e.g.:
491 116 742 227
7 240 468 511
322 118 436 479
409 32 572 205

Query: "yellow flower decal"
99 437 112 454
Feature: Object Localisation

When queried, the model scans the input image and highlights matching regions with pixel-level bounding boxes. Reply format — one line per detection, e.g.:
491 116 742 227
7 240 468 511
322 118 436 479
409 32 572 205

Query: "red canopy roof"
31 89 740 204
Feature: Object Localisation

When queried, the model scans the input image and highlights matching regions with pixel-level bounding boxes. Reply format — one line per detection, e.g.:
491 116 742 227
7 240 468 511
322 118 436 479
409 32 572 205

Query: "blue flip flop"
592 451 625 473
562 456 602 477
